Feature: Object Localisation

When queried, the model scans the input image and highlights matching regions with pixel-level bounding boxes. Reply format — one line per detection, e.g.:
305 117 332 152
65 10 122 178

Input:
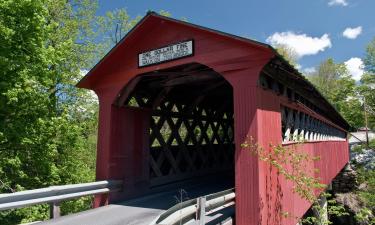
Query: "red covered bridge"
77 12 349 225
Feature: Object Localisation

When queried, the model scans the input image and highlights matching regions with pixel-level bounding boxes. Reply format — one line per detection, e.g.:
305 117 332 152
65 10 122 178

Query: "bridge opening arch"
113 62 235 199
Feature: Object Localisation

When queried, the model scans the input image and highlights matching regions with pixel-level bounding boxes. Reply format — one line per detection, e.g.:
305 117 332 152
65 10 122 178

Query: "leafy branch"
241 136 347 224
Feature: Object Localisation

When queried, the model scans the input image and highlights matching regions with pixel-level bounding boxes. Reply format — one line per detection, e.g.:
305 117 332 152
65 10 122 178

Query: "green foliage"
304 37 375 130
0 2 171 224
242 137 348 224
0 205 49 225
326 197 348 218
308 59 346 99
242 138 325 202
355 208 375 225
304 38 375 224
308 58 364 129
357 168 375 212
97 8 141 46
275 44 298 67
364 37 375 74
300 196 348 225
0 0 99 223
358 76 375 130
353 37 375 130
351 139 375 224
96 9 171 50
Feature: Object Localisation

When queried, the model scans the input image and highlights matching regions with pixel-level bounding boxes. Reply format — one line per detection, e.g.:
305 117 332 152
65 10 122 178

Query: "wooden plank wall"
256 88 349 225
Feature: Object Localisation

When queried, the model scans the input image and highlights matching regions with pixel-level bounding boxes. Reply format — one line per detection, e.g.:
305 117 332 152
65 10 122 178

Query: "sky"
97 0 375 81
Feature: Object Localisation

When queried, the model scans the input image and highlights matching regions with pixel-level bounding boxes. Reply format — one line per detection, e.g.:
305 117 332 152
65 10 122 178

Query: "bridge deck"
37 175 233 225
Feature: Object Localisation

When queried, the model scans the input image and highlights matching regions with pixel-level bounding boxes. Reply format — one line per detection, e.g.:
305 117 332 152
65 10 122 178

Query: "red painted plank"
81 14 349 225
255 88 349 225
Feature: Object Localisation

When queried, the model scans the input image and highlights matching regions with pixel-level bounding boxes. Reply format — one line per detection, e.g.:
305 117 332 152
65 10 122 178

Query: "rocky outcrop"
351 149 375 170
332 164 359 193
335 192 364 215
330 161 374 225
333 192 373 225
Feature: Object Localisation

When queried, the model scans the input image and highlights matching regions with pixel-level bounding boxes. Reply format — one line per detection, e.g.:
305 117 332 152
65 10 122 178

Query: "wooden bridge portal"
77 12 350 225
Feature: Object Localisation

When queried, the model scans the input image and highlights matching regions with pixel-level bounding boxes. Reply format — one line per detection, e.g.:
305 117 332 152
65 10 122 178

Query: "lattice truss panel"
127 95 235 186
281 106 346 143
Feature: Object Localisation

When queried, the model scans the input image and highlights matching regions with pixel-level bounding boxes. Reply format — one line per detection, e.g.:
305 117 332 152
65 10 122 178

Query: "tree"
360 37 375 129
308 59 364 129
0 2 171 224
364 37 375 74
96 9 171 50
308 58 343 98
97 8 141 47
275 44 298 67
0 0 99 223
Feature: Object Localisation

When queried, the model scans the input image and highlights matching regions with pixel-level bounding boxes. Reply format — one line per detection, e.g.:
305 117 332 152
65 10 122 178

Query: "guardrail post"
197 197 206 225
49 201 60 219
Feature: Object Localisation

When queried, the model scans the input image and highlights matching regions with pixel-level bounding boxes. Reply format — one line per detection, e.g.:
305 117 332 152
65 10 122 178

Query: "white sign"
138 40 193 67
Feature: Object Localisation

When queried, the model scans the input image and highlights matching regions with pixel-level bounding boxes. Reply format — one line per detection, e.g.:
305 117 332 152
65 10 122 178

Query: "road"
37 175 233 225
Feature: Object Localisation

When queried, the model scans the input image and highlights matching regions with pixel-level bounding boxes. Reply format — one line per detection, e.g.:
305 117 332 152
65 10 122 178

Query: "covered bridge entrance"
78 12 350 225
117 62 235 188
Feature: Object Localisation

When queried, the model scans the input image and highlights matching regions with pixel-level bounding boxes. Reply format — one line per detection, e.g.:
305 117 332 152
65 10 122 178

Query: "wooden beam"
182 63 205 72
186 80 228 112
152 87 172 109
164 73 220 87
116 76 142 106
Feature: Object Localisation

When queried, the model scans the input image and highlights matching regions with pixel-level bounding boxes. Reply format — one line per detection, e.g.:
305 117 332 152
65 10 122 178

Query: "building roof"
77 12 350 130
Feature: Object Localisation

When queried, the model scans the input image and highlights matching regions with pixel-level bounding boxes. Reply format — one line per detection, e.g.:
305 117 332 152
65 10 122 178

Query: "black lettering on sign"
138 40 194 67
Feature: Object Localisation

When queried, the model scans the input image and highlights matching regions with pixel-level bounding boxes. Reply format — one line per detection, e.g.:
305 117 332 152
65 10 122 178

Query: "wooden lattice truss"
281 106 346 143
121 63 235 186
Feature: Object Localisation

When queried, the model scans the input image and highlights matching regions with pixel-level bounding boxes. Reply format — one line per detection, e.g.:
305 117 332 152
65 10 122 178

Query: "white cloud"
344 57 364 81
303 67 316 74
266 31 332 58
328 0 348 6
342 26 362 39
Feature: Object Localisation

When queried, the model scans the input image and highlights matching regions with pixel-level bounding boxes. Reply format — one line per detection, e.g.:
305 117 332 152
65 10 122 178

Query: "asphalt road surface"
37 175 233 225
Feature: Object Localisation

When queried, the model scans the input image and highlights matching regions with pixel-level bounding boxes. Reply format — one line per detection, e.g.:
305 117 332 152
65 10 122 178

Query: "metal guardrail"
0 180 122 219
154 188 235 225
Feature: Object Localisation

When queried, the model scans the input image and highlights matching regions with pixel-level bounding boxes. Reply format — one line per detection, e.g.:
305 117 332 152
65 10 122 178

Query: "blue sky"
97 0 375 80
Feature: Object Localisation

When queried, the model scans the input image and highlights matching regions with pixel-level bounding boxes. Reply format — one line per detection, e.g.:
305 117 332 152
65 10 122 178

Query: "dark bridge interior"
116 63 235 190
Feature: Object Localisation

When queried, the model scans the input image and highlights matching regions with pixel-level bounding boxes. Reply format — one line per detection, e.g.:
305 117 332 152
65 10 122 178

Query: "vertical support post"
108 106 151 202
364 96 369 148
312 194 328 225
327 182 332 191
49 201 60 219
197 197 206 225
212 46 274 225
94 94 114 207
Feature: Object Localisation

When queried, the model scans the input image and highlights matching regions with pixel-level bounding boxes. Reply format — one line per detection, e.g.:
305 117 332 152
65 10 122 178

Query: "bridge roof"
77 12 350 130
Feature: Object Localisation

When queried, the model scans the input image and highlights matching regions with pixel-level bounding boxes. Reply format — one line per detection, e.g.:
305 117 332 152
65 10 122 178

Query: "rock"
333 193 374 225
335 192 364 214
358 183 368 191
350 149 375 170
332 164 359 193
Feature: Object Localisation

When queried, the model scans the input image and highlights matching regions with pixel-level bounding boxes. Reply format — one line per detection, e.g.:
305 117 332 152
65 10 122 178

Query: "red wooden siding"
256 88 349 225
224 68 270 225
107 106 151 203
78 13 349 225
